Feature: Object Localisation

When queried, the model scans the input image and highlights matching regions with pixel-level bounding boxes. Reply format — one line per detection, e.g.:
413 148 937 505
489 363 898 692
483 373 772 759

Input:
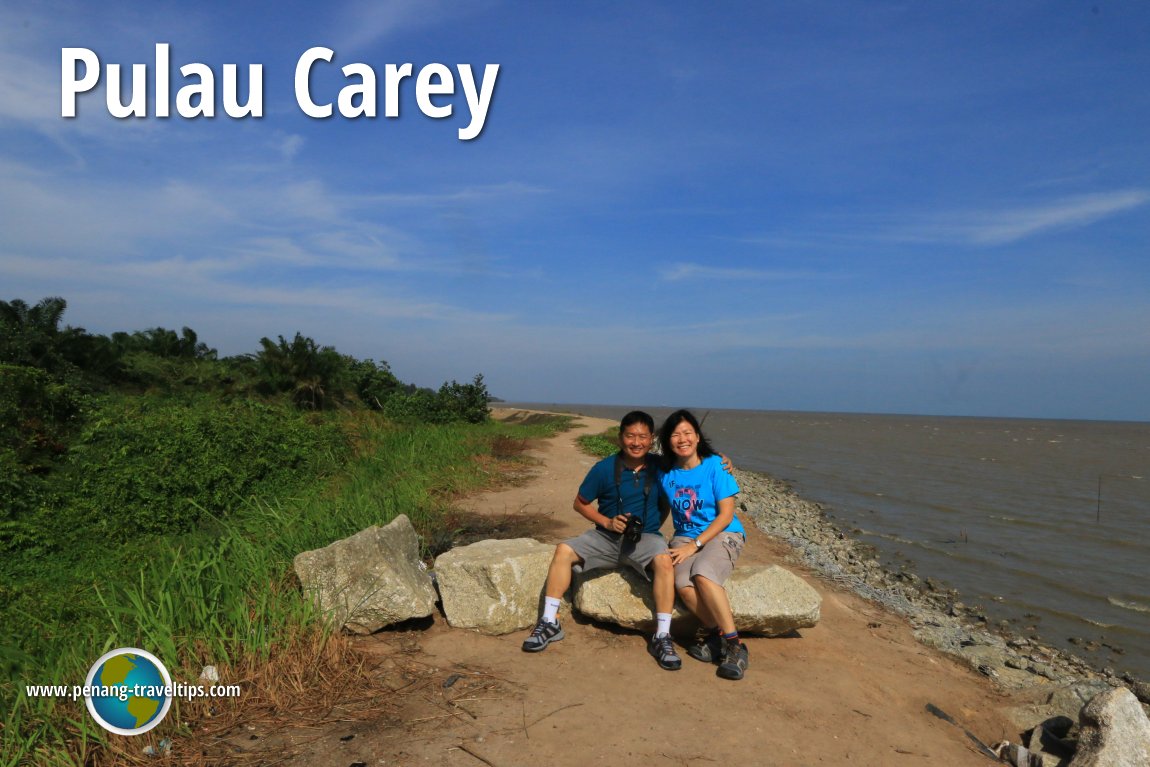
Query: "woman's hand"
668 543 696 565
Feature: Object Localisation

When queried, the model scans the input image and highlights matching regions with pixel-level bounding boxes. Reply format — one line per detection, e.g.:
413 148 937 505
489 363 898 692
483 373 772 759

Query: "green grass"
577 427 618 458
0 411 571 766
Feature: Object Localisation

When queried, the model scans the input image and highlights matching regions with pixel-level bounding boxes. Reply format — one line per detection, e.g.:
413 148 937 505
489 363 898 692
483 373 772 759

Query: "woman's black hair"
657 409 716 469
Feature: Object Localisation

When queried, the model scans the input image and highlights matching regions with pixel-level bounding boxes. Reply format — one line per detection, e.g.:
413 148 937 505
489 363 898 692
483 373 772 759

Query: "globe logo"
84 648 173 735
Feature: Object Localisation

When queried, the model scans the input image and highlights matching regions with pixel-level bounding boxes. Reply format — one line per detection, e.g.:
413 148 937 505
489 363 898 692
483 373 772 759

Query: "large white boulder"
1069 687 1150 767
574 564 821 635
573 567 693 631
434 538 558 635
726 564 822 634
293 515 437 634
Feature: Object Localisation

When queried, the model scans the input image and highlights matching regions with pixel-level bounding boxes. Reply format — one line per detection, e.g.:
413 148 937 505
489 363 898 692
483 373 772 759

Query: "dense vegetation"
0 296 536 766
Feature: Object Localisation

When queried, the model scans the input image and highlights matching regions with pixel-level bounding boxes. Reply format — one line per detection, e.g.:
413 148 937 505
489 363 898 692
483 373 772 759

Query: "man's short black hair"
619 410 655 434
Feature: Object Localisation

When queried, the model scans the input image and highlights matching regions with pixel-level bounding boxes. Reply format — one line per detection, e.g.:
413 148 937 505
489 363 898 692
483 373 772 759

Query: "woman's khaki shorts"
670 531 744 590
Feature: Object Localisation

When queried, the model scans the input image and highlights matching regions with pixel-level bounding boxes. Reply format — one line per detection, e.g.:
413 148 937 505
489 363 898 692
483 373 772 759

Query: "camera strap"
613 452 655 526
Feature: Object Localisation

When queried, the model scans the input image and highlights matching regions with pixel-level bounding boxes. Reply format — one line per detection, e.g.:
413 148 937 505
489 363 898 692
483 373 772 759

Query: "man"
521 410 682 670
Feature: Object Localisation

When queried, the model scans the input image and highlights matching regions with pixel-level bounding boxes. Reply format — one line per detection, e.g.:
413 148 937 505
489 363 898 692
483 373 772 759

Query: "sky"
2 1 1149 421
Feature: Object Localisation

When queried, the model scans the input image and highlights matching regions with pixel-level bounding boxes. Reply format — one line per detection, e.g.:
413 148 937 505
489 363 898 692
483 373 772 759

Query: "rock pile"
294 517 821 640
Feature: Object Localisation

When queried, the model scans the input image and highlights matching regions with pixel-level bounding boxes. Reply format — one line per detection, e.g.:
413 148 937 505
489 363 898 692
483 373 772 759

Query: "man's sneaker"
521 618 564 652
648 634 682 670
717 641 749 680
686 630 725 664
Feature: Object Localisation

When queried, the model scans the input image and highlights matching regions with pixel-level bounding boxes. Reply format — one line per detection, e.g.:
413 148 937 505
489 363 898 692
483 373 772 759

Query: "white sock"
542 597 561 624
655 612 672 637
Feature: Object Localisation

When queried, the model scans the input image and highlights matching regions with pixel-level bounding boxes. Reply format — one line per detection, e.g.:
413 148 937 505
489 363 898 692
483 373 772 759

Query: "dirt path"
281 411 1019 766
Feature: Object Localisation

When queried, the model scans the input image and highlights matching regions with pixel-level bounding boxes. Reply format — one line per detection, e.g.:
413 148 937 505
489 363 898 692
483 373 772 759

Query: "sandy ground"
276 411 1020 767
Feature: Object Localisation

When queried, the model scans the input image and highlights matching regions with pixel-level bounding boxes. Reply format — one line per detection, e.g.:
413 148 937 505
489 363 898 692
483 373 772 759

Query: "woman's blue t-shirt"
660 454 743 539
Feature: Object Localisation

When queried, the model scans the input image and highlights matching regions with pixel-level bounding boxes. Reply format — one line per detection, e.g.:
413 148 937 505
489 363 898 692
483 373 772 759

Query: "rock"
1052 681 1117 715
725 565 821 634
1026 719 1076 767
574 564 821 635
1069 687 1150 767
1001 681 1115 734
434 538 557 635
999 742 1055 767
1128 679 1150 706
293 515 436 634
573 566 693 631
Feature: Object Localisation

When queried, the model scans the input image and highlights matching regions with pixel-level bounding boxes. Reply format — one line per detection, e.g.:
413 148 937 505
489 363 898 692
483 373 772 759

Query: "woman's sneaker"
717 641 749 680
648 634 682 670
522 618 564 652
686 630 725 664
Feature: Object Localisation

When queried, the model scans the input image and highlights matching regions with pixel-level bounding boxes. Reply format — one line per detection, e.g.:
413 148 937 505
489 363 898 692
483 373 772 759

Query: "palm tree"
0 296 69 370
252 333 348 409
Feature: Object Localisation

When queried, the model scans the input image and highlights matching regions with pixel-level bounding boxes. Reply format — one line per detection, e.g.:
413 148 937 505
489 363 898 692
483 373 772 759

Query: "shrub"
437 374 491 424
61 397 349 538
382 374 490 424
0 364 84 472
349 358 402 409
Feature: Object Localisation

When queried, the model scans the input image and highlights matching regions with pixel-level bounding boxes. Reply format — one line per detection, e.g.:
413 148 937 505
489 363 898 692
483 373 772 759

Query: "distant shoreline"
500 401 1150 427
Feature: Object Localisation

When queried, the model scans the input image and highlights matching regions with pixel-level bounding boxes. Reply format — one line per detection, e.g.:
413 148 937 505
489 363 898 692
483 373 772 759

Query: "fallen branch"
525 701 584 731
456 742 501 767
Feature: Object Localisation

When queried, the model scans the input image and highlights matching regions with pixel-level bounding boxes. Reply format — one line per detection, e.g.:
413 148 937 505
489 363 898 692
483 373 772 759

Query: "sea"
508 403 1150 681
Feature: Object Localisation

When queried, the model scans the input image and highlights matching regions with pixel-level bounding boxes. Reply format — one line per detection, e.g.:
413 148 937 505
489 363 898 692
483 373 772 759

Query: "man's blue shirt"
577 454 663 533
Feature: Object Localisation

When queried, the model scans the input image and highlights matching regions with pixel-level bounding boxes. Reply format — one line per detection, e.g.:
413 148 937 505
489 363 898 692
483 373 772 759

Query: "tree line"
0 296 491 534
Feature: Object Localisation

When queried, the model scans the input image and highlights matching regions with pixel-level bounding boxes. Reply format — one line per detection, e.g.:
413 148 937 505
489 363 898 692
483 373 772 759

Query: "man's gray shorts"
670 531 744 590
565 528 668 580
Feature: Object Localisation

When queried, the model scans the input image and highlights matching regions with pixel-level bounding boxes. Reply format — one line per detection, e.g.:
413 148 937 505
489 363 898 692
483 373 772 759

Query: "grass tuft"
577 428 618 458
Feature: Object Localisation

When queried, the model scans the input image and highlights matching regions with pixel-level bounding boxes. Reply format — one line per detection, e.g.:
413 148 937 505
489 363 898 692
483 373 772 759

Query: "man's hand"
605 514 630 533
719 453 735 474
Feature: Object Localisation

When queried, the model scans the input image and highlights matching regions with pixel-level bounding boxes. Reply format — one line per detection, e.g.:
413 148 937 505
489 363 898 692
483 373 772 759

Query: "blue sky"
3 1 1149 420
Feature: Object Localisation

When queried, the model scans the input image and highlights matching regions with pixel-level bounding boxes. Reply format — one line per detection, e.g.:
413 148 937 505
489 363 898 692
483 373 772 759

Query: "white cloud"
277 133 305 161
732 190 1150 253
356 182 549 207
891 189 1150 246
660 263 847 281
967 190 1150 245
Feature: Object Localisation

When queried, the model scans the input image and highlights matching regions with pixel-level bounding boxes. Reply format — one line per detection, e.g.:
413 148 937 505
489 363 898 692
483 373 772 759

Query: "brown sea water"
515 403 1150 680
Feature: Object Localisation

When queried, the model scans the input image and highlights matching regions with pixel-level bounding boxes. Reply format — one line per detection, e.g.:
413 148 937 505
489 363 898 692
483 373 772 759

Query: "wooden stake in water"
1097 474 1102 524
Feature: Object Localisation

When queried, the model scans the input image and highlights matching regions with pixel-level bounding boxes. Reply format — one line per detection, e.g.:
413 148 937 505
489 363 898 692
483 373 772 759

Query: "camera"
623 514 644 544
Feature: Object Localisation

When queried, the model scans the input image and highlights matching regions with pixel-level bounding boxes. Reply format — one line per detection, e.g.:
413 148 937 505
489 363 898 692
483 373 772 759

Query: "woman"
658 409 749 680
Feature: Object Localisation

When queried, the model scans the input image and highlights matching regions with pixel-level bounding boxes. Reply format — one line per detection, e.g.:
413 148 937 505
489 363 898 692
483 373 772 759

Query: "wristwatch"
693 538 703 550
